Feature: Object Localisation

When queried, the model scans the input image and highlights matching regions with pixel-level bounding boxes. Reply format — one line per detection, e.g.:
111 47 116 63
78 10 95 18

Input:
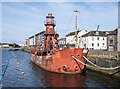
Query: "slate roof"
66 30 81 37
35 31 45 36
107 29 117 35
29 31 45 39
58 38 66 41
82 31 112 37
29 36 34 39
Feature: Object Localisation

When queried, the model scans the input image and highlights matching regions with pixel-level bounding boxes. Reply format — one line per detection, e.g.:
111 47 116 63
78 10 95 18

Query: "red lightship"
31 13 88 74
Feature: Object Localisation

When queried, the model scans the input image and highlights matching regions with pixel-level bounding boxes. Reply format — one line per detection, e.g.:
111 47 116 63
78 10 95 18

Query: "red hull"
31 48 88 74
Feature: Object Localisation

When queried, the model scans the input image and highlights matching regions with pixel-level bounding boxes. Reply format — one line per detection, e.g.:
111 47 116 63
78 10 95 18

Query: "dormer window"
106 32 109 35
103 32 109 35
96 31 99 35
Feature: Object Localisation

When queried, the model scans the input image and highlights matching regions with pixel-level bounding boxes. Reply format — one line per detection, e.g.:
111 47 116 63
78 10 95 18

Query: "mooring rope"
71 55 120 70
71 55 90 67
83 56 120 70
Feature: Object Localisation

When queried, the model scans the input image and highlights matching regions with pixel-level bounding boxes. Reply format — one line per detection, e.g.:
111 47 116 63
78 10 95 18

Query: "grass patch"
87 56 96 60
105 69 117 72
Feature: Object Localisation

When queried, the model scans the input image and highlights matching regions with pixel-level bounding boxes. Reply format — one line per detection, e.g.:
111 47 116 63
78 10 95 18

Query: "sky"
1 2 118 44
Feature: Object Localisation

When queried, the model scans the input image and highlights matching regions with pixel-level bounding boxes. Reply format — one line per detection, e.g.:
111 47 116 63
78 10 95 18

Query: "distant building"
29 36 34 47
35 31 45 47
27 31 45 47
66 30 88 48
81 31 110 50
17 43 24 47
2 44 10 48
58 38 66 48
26 39 29 46
117 27 120 52
107 29 118 51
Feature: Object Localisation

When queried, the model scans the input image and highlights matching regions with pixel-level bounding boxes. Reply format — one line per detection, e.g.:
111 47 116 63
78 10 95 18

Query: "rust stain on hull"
31 48 88 74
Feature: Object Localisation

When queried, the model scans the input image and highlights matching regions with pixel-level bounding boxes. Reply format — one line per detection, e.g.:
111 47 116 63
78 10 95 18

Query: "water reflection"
30 62 85 87
44 70 84 87
1 49 120 88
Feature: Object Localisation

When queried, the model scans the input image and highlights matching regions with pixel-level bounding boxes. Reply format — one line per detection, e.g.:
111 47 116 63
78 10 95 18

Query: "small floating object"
15 56 17 58
22 72 24 75
16 59 17 60
18 63 20 65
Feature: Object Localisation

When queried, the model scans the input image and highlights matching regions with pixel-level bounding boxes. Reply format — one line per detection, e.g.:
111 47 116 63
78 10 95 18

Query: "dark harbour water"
1 49 120 88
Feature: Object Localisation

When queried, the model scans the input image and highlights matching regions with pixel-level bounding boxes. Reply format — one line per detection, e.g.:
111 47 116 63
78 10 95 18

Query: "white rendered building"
66 30 88 48
81 31 108 50
29 36 34 46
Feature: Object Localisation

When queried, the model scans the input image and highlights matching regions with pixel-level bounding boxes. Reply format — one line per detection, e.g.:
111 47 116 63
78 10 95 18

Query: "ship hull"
31 48 88 74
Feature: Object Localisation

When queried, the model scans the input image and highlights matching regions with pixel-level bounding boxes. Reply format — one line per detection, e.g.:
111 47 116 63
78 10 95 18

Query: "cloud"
45 2 117 37
0 2 2 42
1 0 120 2
2 2 118 44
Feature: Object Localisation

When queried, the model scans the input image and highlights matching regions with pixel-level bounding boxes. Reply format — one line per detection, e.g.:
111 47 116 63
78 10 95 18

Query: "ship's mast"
74 10 79 48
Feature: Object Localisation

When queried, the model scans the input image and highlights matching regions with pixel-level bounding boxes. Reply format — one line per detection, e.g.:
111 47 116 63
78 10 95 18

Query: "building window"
97 43 99 47
103 43 104 45
110 35 112 38
103 37 104 40
92 37 94 41
110 40 113 43
97 37 99 40
109 46 113 49
92 43 94 46
84 44 86 48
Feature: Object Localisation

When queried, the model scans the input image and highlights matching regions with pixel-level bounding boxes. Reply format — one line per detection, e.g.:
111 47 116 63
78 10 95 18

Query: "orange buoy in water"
15 56 17 58
16 59 17 60
22 72 24 75
18 63 20 65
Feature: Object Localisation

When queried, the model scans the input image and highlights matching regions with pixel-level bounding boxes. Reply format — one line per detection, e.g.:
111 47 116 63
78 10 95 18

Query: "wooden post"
74 10 79 48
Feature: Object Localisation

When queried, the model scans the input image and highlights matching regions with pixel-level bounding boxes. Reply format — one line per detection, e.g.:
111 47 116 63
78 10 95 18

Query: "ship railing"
44 20 56 25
